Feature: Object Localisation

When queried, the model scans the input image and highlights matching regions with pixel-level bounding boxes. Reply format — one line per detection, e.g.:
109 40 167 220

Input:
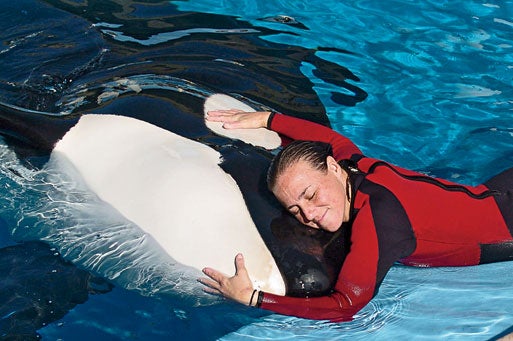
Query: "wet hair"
267 140 333 191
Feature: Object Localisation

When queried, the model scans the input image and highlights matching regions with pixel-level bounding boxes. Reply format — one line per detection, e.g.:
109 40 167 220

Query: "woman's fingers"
199 254 255 305
198 270 226 296
206 110 271 129
200 284 218 294
207 109 240 120
206 109 243 124
200 267 225 289
234 253 247 276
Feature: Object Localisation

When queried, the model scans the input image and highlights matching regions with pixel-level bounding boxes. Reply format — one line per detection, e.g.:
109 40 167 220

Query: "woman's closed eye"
306 190 316 201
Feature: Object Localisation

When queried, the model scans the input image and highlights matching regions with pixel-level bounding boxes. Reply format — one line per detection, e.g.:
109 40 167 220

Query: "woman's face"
272 156 349 232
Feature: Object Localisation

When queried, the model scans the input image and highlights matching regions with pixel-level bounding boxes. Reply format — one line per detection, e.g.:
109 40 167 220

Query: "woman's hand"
206 109 271 130
199 253 256 306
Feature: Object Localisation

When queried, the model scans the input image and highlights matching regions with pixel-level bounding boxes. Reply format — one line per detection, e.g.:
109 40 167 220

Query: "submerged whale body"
0 92 348 298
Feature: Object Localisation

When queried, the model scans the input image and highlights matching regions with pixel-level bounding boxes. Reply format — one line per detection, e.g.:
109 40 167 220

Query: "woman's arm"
268 112 362 161
206 110 362 161
256 207 383 321
198 249 374 321
199 206 389 321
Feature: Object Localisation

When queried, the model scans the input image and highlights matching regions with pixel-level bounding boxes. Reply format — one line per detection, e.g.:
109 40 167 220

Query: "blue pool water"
1 0 513 339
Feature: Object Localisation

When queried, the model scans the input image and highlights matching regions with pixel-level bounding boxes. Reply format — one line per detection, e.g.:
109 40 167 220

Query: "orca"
0 92 349 299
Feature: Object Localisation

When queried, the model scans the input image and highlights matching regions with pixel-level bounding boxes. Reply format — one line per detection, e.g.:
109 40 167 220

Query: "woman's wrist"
265 111 276 129
248 289 258 306
256 290 265 308
252 111 273 129
247 289 265 307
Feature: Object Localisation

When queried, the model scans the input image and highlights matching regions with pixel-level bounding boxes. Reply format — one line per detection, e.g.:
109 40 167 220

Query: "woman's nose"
302 204 317 222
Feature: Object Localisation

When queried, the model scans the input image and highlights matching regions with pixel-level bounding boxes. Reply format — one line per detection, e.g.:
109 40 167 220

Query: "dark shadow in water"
0 241 112 340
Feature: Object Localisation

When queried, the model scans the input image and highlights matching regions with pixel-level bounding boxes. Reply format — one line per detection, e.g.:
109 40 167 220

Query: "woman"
199 109 513 322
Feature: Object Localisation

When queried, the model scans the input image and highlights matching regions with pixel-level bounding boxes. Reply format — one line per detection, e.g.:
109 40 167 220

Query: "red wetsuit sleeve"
259 207 380 321
268 113 362 161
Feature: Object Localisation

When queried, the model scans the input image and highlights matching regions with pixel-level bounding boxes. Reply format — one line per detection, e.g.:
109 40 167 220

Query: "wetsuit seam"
367 161 498 200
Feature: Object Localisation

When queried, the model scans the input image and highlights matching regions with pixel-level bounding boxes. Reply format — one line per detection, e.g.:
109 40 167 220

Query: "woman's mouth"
315 209 328 227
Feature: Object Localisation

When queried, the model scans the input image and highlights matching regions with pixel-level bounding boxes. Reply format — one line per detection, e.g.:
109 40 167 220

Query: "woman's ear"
326 156 341 174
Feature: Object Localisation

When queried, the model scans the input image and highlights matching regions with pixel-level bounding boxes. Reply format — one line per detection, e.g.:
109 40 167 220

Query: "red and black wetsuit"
257 113 513 322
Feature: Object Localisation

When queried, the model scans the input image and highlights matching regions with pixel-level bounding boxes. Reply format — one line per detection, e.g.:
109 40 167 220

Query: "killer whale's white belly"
51 113 285 295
